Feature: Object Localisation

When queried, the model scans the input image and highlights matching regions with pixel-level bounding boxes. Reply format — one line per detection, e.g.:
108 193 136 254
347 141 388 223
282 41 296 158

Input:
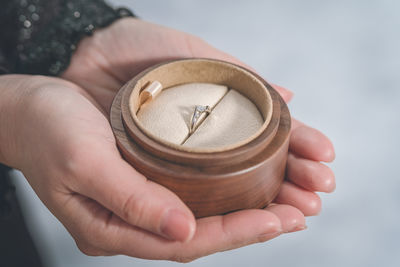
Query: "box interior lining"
129 60 273 153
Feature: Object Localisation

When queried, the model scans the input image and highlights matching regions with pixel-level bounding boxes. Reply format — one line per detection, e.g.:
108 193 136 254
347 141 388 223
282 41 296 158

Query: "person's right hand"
0 74 306 262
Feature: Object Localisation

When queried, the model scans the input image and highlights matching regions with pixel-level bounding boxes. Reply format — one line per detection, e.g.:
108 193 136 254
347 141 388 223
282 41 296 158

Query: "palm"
16 81 160 255
56 18 335 260
35 82 292 260
19 81 115 208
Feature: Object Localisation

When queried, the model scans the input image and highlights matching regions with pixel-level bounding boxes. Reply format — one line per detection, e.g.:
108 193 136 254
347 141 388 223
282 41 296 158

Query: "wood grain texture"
110 59 291 218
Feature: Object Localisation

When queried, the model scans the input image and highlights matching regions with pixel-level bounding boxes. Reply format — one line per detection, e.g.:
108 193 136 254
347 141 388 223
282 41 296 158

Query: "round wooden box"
110 58 291 218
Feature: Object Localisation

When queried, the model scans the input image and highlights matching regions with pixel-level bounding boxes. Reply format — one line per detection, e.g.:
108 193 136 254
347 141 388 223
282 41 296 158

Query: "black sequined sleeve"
0 0 134 76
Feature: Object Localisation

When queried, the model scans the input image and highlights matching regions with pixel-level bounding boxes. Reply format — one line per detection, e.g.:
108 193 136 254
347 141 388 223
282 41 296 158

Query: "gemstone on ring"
190 105 211 134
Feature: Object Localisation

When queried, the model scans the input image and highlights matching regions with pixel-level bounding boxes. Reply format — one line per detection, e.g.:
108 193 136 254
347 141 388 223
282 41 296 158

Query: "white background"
13 1 400 266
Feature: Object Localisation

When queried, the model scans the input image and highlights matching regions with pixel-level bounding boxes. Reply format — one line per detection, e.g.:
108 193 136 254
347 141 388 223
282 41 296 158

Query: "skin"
0 18 335 262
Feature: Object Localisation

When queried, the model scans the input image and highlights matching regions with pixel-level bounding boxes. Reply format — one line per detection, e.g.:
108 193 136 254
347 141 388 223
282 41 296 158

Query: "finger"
274 181 321 216
187 37 293 102
287 153 336 193
106 209 282 261
270 83 294 103
169 210 282 261
60 194 283 261
55 194 114 256
265 204 306 233
62 68 122 112
68 148 196 242
289 121 335 162
291 118 305 130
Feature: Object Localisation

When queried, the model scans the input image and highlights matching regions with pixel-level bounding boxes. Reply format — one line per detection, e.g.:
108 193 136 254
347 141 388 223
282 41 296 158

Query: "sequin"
31 13 40 21
1 0 135 76
19 15 26 22
20 0 28 7
28 4 36 12
21 28 31 39
23 20 32 28
84 24 95 34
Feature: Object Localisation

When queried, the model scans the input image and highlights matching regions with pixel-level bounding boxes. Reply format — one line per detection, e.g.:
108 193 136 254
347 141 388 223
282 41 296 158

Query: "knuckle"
62 142 90 176
169 254 195 263
121 193 146 224
61 140 100 182
167 246 199 263
75 240 103 256
72 220 116 257
72 220 103 254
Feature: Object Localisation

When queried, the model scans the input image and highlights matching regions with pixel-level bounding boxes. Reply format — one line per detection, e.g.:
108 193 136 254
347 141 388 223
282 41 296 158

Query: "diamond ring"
189 105 211 134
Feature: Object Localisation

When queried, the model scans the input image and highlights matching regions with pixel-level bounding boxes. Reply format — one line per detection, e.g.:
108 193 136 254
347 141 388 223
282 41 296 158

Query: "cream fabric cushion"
183 89 264 149
137 83 264 149
137 83 228 144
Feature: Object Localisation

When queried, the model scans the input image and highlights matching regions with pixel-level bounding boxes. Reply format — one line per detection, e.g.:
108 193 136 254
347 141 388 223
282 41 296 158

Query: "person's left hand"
61 18 335 261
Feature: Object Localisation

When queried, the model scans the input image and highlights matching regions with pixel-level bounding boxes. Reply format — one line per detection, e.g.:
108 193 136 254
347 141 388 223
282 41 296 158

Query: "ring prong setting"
190 105 211 134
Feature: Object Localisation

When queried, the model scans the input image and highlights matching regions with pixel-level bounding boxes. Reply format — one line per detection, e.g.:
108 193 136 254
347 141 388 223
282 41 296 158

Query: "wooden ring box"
110 58 291 218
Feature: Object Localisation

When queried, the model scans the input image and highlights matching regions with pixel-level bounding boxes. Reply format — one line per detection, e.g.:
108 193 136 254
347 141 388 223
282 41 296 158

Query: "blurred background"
11 0 400 266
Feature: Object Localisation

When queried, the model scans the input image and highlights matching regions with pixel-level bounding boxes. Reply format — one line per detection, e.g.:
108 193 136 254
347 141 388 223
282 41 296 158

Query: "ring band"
189 105 211 134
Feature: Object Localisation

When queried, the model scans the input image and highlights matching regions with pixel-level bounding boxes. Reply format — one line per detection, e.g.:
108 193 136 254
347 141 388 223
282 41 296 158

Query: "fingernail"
286 90 294 102
258 228 283 242
160 209 195 242
287 225 307 233
326 180 336 193
323 148 336 162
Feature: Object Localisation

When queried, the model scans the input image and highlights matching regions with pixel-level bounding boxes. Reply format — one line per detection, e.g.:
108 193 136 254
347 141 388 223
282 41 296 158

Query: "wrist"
0 74 54 168
0 75 28 167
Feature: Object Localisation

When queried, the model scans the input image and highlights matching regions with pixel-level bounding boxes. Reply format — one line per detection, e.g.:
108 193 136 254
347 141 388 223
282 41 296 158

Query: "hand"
0 74 196 257
63 18 334 261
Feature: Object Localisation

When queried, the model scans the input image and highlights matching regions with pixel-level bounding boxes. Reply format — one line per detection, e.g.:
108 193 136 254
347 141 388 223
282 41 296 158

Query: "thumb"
71 149 196 242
